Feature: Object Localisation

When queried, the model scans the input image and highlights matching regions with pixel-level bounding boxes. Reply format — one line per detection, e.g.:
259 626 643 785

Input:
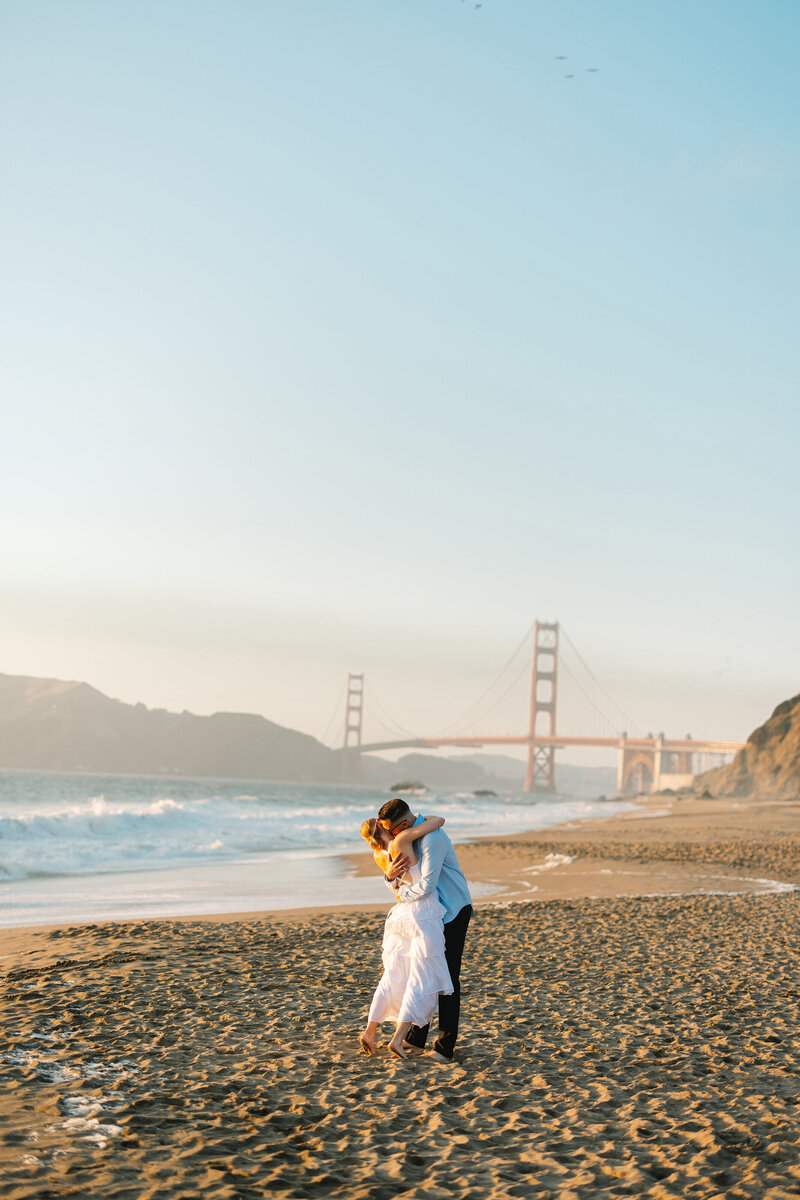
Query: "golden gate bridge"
322 622 744 795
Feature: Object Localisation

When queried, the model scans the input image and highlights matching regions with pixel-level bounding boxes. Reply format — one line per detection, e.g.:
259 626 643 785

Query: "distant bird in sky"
555 56 566 60
564 74 574 79
587 68 599 73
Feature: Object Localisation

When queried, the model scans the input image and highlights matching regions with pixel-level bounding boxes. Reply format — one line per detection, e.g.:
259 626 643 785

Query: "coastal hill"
0 672 339 781
0 672 508 787
0 671 615 794
697 693 800 800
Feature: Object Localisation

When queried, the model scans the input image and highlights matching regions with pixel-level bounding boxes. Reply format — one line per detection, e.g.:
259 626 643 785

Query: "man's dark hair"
377 797 412 825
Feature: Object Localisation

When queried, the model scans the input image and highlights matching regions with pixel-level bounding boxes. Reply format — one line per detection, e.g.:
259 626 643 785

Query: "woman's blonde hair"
360 817 384 851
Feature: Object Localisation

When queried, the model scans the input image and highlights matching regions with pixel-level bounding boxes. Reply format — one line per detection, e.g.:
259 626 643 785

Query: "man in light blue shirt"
379 797 472 1062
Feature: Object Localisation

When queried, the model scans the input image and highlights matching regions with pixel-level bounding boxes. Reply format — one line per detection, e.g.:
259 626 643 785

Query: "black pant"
405 904 472 1060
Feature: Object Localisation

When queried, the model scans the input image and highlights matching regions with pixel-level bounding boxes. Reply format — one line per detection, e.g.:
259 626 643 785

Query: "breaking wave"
0 770 635 882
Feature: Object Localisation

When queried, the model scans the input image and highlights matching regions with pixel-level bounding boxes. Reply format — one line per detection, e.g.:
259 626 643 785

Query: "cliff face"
697 693 800 799
0 673 339 782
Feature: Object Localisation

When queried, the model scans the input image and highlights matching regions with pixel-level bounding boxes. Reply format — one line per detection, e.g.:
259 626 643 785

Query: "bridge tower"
341 673 364 783
524 621 559 793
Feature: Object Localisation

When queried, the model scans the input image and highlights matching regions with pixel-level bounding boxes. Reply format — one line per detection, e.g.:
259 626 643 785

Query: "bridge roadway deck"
356 735 745 754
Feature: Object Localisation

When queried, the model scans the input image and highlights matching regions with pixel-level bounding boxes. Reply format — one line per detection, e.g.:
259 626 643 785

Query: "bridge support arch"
620 750 654 795
617 734 666 795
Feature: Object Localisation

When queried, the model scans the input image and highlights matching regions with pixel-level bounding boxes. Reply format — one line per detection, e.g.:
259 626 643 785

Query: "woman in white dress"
358 815 453 1060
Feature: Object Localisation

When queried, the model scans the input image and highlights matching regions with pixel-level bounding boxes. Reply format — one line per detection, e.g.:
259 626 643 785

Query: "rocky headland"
696 693 800 800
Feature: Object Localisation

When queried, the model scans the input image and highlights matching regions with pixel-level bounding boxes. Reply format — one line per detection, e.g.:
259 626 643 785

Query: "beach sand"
3 790 800 1199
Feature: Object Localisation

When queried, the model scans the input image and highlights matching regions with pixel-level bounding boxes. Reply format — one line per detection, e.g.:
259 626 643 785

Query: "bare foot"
358 1034 375 1056
427 1051 453 1064
388 1039 408 1060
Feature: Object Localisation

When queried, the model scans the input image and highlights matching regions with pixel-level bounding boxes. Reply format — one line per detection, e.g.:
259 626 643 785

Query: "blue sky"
2 0 798 756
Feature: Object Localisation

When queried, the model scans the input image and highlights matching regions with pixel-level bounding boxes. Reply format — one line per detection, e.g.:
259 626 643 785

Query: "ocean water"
0 770 634 927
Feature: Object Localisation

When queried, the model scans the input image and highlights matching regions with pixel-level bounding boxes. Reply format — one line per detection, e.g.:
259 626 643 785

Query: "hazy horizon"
2 1 798 762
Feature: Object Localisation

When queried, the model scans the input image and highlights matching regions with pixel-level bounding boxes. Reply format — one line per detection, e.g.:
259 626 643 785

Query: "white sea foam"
2 1048 33 1066
0 769 639 925
0 771 635 884
57 1116 122 1148
36 1063 80 1083
744 877 798 894
523 852 576 873
81 1060 137 1080
59 1094 125 1118
60 1097 100 1118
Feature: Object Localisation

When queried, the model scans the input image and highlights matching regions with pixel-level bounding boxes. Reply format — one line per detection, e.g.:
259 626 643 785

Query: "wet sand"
3 789 800 1199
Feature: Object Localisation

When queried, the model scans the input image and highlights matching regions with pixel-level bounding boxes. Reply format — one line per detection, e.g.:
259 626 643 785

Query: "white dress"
367 860 453 1028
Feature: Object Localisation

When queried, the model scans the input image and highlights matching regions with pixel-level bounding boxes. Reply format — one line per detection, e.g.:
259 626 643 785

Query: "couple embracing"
359 797 472 1063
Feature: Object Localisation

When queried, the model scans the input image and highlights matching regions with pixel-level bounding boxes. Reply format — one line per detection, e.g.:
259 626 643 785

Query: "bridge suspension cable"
327 619 645 749
363 703 419 742
557 653 623 738
430 623 534 737
560 627 642 736
364 681 422 741
319 678 347 747
449 656 533 736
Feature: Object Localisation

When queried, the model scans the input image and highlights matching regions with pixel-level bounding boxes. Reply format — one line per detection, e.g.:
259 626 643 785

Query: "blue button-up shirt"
395 814 472 924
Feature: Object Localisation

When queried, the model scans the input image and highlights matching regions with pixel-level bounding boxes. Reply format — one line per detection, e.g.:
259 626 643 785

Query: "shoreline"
0 790 635 933
346 788 800 903
0 791 635 935
3 789 799 946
